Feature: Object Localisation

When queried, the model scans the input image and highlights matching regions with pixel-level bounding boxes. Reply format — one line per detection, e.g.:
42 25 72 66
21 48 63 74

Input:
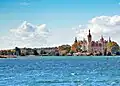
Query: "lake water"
0 56 120 86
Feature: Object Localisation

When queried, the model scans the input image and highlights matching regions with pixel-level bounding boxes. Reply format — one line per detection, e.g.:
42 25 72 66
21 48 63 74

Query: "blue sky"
0 0 120 48
0 0 120 32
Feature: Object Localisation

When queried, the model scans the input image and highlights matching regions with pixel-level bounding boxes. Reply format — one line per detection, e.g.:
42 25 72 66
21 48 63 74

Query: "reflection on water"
0 56 120 86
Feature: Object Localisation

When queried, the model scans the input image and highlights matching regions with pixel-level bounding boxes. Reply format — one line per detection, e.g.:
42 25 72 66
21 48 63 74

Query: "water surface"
0 56 120 86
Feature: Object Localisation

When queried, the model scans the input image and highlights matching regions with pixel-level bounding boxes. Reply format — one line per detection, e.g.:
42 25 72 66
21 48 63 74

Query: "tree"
15 47 21 56
40 50 46 55
58 45 71 53
33 49 39 55
107 42 119 54
111 45 119 54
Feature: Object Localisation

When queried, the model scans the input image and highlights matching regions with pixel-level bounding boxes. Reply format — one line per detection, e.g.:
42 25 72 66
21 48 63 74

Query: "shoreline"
0 55 17 58
15 55 120 58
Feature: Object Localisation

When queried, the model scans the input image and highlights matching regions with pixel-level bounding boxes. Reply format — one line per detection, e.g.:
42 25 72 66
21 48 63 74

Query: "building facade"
71 29 111 55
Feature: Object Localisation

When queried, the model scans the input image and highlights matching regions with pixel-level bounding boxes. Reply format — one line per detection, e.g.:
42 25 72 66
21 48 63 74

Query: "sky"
0 0 120 49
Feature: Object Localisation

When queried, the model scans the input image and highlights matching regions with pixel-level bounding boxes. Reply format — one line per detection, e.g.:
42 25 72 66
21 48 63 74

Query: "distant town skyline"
0 0 120 49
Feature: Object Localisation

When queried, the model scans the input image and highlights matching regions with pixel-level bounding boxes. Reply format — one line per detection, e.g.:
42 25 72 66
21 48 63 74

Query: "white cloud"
1 15 120 49
47 28 76 47
0 21 49 49
76 15 120 44
0 21 76 49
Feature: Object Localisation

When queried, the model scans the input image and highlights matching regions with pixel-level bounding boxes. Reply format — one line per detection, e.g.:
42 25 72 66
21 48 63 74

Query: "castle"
71 29 112 55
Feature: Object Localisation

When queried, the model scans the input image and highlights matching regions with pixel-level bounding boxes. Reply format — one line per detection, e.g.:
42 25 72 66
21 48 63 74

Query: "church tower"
87 29 92 53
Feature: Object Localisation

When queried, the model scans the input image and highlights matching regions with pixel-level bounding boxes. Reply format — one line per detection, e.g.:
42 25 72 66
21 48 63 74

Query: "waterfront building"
20 48 27 56
86 30 109 54
20 47 58 56
81 38 87 52
71 29 118 55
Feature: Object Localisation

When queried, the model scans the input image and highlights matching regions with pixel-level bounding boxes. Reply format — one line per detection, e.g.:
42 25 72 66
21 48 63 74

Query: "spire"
89 29 90 33
74 37 77 43
88 29 91 37
100 35 104 42
109 37 111 42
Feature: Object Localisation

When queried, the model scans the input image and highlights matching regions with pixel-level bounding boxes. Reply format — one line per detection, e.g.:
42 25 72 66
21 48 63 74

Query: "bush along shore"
0 46 120 57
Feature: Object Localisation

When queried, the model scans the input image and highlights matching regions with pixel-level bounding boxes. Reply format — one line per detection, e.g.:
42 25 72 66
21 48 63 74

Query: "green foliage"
107 42 119 48
107 42 119 53
76 46 82 51
33 49 39 55
111 44 119 54
69 50 75 54
59 45 71 53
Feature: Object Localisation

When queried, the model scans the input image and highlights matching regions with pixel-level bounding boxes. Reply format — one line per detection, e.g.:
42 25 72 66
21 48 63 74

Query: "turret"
87 29 92 42
87 29 92 53
101 35 104 41
109 37 111 42
74 37 77 43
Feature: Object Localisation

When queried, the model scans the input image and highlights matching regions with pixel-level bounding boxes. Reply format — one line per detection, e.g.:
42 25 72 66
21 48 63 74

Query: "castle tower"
87 29 92 53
